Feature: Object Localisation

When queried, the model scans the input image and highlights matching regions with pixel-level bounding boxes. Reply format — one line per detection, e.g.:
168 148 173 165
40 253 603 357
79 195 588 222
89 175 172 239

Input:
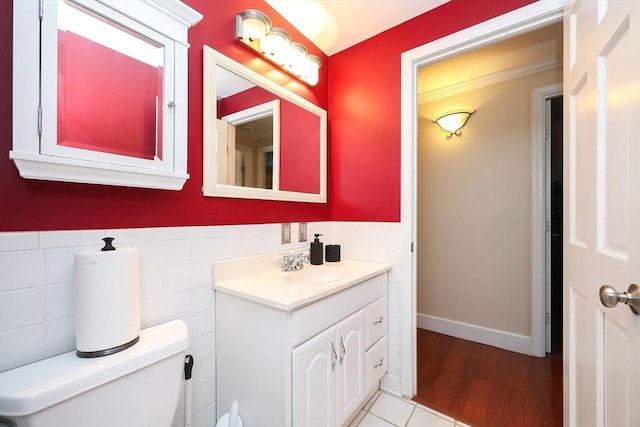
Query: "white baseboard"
380 373 402 397
417 313 533 356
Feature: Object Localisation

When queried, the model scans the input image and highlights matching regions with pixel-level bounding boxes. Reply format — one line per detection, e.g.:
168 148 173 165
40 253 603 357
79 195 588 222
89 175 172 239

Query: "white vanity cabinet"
215 270 388 427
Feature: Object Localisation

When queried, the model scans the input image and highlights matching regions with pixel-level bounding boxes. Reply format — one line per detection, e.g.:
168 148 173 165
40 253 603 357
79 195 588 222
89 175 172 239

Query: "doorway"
546 95 563 358
412 84 564 427
415 23 563 356
398 1 565 397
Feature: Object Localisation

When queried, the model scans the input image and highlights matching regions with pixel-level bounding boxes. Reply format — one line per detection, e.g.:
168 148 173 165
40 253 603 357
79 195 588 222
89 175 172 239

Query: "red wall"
58 31 161 159
0 0 535 231
218 87 277 118
279 103 320 194
0 0 328 231
327 0 535 221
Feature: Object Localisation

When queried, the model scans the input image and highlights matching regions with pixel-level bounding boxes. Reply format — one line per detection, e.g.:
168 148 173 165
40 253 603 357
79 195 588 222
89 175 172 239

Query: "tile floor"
349 390 471 427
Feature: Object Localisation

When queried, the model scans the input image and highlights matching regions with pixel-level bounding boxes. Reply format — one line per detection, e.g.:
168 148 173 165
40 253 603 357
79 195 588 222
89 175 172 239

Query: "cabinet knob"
373 316 384 325
373 358 384 369
331 342 337 371
167 101 176 109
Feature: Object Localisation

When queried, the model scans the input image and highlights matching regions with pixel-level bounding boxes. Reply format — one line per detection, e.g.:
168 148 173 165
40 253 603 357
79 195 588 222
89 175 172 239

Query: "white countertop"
212 258 391 311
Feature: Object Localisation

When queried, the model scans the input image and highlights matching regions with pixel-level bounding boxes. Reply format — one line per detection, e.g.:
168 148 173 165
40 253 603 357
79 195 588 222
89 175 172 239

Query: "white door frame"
532 83 563 357
399 1 564 397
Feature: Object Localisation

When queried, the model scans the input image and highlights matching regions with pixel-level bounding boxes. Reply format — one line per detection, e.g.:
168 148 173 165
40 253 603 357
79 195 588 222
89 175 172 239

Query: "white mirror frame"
203 45 327 203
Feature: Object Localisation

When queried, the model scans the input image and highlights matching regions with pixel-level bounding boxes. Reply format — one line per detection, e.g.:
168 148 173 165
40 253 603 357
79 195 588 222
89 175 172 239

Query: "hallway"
414 329 562 427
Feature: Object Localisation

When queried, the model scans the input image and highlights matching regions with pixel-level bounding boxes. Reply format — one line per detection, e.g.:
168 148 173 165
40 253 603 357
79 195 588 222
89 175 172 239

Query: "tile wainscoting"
0 221 402 427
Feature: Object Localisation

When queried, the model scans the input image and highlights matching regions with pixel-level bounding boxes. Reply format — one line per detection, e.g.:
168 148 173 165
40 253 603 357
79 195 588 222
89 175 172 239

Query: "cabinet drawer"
365 296 387 349
365 336 387 393
291 274 386 347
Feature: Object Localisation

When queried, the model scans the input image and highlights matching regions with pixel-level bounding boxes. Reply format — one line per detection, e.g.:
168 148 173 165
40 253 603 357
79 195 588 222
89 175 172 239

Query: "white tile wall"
0 221 403 427
330 221 403 391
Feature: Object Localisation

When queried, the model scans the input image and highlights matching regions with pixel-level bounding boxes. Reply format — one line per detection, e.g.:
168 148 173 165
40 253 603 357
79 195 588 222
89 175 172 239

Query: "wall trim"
380 374 401 396
418 58 560 103
417 313 533 355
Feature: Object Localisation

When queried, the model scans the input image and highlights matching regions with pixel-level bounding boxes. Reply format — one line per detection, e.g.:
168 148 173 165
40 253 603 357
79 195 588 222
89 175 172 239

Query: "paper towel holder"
75 237 141 358
102 237 116 251
77 336 140 358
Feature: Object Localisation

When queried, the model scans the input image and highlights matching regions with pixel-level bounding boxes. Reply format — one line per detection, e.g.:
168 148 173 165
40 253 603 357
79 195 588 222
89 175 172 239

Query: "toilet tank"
0 320 189 427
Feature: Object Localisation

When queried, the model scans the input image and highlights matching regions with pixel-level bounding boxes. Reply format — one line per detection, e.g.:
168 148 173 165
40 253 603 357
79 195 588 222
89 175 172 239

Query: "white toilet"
0 319 189 427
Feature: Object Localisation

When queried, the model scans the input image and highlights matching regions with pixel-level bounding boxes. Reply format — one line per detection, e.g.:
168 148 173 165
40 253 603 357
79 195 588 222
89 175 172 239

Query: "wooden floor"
414 329 563 427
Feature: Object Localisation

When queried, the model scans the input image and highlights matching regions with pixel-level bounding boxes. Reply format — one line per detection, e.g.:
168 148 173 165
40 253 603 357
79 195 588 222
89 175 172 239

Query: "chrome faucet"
282 251 309 272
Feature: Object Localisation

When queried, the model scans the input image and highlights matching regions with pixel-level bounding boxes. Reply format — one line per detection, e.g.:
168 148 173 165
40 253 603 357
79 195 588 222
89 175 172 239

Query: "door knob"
599 284 640 315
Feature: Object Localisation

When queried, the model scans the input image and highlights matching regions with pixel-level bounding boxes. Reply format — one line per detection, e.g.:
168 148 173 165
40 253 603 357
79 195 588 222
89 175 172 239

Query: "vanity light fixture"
433 111 475 138
235 9 321 86
235 9 271 50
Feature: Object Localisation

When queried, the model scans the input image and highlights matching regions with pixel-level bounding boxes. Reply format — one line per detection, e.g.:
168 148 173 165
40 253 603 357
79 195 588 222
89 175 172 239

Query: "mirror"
57 0 165 160
217 99 279 189
203 46 327 202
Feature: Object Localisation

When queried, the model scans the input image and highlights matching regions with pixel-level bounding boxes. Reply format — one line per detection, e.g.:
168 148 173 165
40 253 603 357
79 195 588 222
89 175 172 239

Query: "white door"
564 0 640 426
216 119 237 185
216 119 229 184
335 311 365 426
292 326 336 427
235 145 253 187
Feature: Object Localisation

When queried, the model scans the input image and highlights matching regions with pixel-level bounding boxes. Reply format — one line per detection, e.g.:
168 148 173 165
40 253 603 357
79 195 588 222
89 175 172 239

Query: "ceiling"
265 0 451 56
261 1 562 102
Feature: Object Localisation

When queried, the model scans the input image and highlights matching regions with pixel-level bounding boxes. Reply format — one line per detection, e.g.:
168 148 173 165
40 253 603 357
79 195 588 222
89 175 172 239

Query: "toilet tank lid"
0 319 189 417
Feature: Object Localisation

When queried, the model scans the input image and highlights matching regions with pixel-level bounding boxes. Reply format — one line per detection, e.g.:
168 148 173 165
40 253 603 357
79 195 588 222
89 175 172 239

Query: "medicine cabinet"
11 0 202 190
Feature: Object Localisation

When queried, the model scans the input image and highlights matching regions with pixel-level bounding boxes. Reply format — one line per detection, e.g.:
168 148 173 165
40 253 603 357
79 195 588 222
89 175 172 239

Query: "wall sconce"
433 111 475 138
235 9 321 86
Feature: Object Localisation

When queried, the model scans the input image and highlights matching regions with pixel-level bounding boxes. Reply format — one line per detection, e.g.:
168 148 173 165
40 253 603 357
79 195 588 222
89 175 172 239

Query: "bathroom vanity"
213 256 390 427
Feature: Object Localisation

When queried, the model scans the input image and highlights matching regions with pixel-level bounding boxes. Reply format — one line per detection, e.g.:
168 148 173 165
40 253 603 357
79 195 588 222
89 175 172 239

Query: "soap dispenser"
310 234 324 265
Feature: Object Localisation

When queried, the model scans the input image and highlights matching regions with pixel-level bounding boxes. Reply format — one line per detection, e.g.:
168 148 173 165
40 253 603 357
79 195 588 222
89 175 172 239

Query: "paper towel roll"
74 247 140 357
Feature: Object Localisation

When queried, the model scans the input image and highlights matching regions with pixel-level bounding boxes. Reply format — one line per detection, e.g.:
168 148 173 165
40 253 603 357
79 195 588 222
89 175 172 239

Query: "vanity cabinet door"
335 311 365 426
293 310 366 427
293 326 336 427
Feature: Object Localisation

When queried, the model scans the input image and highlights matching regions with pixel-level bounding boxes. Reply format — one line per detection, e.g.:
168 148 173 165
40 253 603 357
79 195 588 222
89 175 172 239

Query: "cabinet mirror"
12 0 201 190
203 46 327 202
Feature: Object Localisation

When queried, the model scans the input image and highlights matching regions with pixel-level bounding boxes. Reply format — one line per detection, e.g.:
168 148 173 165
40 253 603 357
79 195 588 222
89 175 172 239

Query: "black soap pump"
310 234 324 265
